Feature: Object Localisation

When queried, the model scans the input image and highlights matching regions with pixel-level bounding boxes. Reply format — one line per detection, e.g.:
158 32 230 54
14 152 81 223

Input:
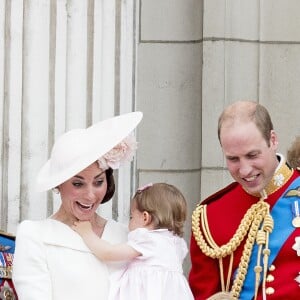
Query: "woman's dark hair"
102 168 115 204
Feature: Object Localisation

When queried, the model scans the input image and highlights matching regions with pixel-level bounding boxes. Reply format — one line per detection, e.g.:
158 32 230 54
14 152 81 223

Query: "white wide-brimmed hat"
36 111 143 192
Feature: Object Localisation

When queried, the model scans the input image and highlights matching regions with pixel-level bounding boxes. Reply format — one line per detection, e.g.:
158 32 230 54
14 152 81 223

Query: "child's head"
287 135 300 169
130 183 187 237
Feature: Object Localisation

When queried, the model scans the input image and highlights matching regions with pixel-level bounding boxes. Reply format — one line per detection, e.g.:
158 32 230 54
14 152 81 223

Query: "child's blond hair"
287 136 300 169
132 183 187 237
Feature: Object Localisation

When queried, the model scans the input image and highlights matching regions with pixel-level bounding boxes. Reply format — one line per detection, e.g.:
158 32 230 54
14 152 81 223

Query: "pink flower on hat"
98 134 138 170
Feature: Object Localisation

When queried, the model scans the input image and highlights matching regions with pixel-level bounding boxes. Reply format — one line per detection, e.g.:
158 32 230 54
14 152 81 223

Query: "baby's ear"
142 211 152 225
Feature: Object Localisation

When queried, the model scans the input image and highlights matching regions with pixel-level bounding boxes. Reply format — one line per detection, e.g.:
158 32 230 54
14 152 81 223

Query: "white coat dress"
12 218 128 300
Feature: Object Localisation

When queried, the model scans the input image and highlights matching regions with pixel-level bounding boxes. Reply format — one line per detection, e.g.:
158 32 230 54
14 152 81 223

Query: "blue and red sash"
239 176 300 299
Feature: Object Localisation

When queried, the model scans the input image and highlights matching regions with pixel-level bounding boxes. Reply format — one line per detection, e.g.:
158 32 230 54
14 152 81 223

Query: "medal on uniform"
0 281 16 300
292 200 300 228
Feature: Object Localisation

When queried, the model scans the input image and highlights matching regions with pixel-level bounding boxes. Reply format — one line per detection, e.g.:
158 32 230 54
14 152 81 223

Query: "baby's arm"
72 221 140 262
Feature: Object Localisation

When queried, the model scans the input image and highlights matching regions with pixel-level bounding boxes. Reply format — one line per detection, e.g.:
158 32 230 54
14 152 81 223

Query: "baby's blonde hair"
132 183 187 237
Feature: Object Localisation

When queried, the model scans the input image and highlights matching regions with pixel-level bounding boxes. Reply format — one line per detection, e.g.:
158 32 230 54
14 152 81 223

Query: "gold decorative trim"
0 266 12 279
251 156 293 197
264 159 293 196
0 230 15 239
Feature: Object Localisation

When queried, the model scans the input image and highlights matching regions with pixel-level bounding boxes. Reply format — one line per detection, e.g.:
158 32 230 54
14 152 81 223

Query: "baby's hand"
72 220 93 236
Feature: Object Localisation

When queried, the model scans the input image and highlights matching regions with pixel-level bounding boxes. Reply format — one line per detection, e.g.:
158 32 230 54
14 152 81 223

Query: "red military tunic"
189 159 300 299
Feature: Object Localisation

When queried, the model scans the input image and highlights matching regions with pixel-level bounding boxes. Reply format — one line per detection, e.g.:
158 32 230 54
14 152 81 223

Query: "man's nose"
239 160 252 177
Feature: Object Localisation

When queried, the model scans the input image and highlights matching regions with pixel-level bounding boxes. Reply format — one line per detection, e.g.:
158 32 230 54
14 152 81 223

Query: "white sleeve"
12 221 52 300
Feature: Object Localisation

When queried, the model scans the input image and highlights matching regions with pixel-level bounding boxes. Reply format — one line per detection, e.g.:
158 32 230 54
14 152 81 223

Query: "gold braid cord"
192 199 274 300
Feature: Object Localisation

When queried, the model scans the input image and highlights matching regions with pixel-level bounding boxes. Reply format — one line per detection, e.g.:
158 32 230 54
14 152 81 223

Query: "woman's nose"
85 187 96 200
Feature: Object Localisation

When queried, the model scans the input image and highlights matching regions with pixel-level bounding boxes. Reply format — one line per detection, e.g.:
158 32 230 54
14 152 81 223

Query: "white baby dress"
109 228 194 300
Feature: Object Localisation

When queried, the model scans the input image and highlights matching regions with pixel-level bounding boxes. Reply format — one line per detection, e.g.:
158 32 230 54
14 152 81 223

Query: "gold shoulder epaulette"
0 230 15 239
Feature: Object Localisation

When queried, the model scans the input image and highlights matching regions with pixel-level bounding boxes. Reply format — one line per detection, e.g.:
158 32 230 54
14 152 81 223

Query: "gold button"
269 264 275 271
266 287 275 295
266 274 274 282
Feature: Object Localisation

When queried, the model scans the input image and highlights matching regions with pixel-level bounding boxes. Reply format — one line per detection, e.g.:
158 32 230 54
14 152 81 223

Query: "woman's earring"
52 187 60 194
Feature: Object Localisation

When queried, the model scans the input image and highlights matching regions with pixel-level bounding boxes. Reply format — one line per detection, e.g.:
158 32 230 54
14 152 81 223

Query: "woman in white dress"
12 112 142 300
73 182 194 300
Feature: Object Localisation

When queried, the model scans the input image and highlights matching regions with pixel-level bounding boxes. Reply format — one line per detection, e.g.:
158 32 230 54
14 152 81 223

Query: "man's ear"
142 211 152 225
270 130 278 149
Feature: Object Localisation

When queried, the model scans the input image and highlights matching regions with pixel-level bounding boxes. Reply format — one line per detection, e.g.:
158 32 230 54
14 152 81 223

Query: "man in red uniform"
189 101 300 300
